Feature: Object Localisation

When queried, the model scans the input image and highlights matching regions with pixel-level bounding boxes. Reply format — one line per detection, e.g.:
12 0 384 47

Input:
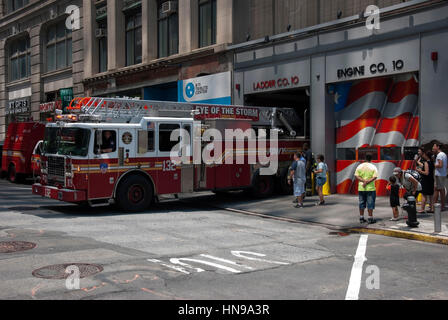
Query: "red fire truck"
1 122 45 183
32 97 307 212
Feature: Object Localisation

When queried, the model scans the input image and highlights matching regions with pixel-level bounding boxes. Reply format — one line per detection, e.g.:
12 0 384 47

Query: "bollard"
434 203 442 233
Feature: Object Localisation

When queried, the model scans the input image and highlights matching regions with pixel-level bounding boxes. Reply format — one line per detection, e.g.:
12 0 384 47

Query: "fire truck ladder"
68 97 197 122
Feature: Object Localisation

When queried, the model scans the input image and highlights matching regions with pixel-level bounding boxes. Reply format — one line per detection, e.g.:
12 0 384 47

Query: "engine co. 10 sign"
337 60 405 80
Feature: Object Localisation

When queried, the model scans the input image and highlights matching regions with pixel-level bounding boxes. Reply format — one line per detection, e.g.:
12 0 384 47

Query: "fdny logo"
100 163 109 174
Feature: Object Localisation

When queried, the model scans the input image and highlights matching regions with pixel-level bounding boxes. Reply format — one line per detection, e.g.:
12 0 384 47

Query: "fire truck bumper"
32 184 86 203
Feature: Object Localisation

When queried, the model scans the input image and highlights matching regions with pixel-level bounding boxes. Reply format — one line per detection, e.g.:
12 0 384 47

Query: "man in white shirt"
433 142 447 211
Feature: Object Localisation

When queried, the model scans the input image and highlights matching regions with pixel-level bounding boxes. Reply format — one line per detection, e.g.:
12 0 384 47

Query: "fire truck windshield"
43 127 91 157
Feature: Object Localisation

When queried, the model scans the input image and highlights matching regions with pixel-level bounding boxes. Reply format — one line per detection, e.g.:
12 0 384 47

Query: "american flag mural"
332 73 420 196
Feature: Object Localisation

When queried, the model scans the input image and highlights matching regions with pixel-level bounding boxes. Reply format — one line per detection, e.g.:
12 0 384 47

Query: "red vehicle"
1 122 46 183
32 97 307 212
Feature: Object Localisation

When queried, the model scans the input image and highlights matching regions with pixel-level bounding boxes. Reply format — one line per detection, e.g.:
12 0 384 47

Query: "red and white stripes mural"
332 73 419 196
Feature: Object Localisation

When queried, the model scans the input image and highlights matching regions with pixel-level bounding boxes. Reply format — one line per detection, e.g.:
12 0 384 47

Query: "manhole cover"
0 241 36 253
32 263 103 279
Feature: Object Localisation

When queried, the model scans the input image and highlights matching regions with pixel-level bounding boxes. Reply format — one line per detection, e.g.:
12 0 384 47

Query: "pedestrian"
416 150 435 213
415 147 425 171
433 142 447 211
393 167 422 200
303 143 313 196
289 153 306 208
387 176 400 221
313 154 328 206
354 154 378 224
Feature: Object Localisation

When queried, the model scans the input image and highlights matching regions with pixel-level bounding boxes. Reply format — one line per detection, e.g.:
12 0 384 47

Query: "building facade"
0 0 84 142
231 0 448 194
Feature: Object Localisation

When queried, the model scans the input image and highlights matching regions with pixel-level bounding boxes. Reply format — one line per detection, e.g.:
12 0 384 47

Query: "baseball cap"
393 167 402 176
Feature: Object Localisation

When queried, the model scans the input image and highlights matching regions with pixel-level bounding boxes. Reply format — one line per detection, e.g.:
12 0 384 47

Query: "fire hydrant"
403 195 420 228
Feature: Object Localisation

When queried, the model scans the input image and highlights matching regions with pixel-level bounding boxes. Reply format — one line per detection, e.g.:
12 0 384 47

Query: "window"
380 147 401 161
158 0 178 58
94 130 117 155
199 0 216 48
7 0 29 13
358 148 379 161
9 37 30 82
97 19 108 73
148 130 155 152
159 124 180 152
125 12 142 66
336 148 356 161
46 21 72 72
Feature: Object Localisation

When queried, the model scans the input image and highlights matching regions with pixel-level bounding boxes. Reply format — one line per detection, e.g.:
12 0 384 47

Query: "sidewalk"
182 192 448 245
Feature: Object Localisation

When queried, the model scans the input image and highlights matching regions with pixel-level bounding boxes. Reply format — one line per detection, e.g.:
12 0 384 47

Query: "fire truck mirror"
138 131 148 154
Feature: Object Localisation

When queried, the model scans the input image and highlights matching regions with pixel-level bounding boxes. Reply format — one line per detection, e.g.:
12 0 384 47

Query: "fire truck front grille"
47 156 65 184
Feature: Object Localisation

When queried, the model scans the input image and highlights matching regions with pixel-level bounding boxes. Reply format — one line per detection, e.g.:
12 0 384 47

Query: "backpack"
405 170 422 183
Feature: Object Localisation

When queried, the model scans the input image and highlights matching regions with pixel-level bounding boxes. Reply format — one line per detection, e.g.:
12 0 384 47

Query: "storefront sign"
6 98 30 115
178 72 231 105
40 101 62 113
194 105 259 121
244 59 310 95
326 36 419 83
60 88 74 112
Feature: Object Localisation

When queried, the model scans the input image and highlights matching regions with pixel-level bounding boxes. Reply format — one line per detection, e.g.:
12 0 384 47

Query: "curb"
350 227 448 246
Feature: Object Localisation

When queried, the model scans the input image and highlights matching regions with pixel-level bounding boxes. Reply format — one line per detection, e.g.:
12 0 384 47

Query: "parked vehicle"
1 122 46 183
32 97 308 211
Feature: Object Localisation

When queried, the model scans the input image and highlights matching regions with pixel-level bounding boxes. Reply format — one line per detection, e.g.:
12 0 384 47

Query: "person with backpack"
393 167 422 201
416 150 435 213
313 154 328 206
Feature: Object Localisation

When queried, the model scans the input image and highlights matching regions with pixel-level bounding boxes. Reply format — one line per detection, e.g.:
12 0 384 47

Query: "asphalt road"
1 178 448 300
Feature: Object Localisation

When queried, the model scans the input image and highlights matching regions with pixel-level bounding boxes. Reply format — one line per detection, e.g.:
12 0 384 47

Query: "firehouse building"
231 1 448 195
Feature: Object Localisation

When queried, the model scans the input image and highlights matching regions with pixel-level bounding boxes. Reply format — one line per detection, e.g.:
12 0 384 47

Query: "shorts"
359 191 376 210
435 176 446 190
316 176 327 187
390 196 400 208
294 180 306 197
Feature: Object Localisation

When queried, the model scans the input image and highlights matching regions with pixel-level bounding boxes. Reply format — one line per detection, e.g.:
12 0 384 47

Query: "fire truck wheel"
278 167 293 195
116 174 153 212
251 171 275 198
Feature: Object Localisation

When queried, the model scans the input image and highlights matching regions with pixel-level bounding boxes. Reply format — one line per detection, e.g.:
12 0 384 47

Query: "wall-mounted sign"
194 105 260 121
40 100 62 113
60 87 74 113
178 72 231 105
6 97 30 115
244 58 310 95
326 36 419 83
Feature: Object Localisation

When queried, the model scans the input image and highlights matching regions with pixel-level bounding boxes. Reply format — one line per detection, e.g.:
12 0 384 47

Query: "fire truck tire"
116 175 153 212
278 167 293 195
251 170 275 198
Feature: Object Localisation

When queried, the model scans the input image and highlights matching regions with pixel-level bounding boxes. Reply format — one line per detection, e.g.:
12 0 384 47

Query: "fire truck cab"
32 98 306 212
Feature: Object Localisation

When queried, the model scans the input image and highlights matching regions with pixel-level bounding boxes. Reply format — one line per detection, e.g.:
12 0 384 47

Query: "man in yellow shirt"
354 154 378 224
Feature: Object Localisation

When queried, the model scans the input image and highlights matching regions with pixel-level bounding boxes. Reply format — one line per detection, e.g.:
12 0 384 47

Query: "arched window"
46 20 72 72
8 36 30 82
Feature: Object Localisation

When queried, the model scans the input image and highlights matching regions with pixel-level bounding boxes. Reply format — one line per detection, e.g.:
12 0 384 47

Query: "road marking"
231 251 289 265
170 258 242 274
345 235 369 300
200 254 254 270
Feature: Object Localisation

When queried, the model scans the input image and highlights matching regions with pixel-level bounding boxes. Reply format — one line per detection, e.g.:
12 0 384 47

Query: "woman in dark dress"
416 151 435 213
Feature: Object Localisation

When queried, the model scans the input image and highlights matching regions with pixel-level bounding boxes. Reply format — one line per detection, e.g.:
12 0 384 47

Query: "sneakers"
390 217 400 222
368 218 377 225
315 201 325 206
360 217 367 224
295 203 304 209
